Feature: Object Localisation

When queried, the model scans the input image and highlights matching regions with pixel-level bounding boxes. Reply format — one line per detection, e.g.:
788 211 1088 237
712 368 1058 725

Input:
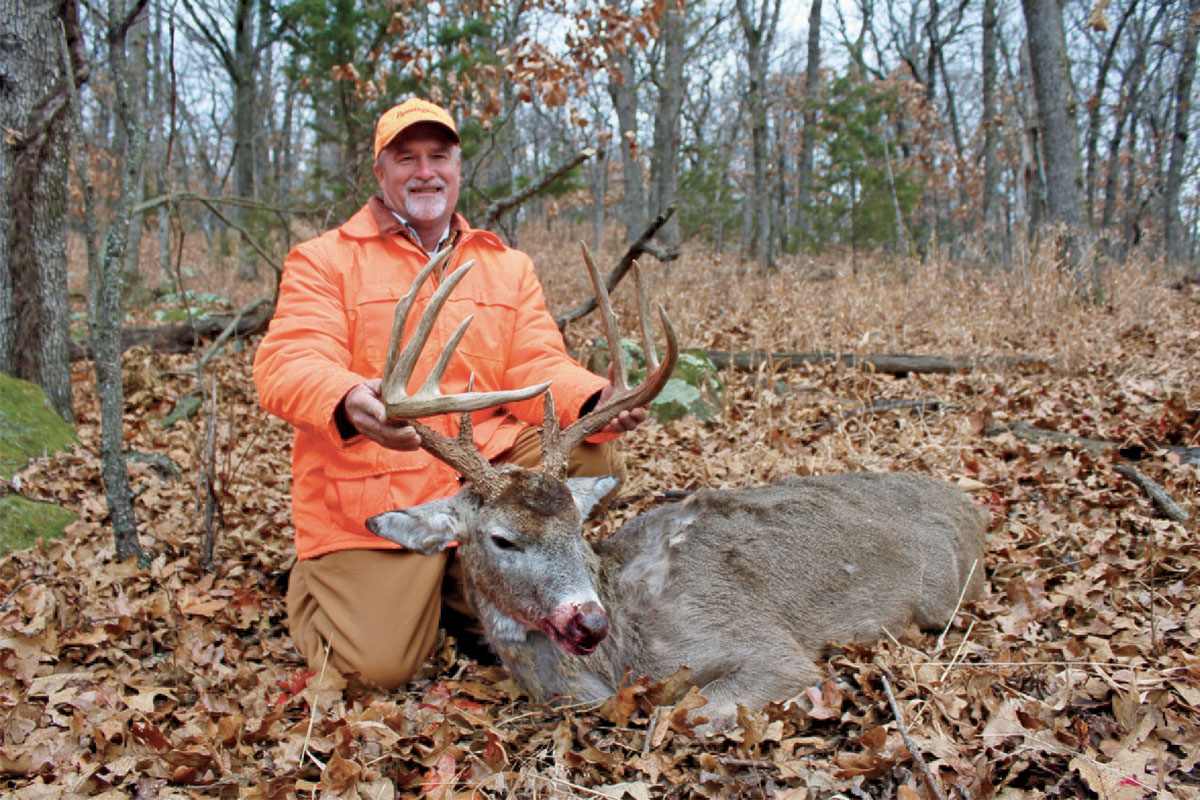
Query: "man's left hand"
596 379 649 434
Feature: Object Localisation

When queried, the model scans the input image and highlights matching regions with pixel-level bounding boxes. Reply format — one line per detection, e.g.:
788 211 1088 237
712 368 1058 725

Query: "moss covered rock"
0 374 80 553
0 494 78 555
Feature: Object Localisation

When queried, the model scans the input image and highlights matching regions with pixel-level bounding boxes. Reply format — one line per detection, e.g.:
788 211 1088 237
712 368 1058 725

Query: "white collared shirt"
389 209 451 254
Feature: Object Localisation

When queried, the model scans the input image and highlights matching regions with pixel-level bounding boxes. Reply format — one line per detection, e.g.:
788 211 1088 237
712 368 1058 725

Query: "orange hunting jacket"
253 198 608 561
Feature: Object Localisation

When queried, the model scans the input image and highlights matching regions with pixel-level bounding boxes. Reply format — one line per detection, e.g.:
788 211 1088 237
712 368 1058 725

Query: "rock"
0 495 78 555
0 374 80 554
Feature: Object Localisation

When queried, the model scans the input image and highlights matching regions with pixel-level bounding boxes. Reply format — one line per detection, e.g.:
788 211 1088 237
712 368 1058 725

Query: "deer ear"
567 476 621 520
365 496 470 555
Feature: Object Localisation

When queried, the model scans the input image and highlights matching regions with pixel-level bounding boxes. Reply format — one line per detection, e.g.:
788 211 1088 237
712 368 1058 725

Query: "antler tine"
382 246 451 389
541 247 679 478
382 253 551 420
409 414 507 502
580 243 628 392
632 262 659 372
539 391 568 479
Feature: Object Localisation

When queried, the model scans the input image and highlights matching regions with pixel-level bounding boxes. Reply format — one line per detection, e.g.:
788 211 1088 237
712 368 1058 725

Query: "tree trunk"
648 0 685 251
795 0 823 245
0 0 78 421
608 43 645 244
1020 0 1085 229
233 0 258 280
1084 0 1136 226
1165 0 1200 266
90 0 151 563
735 0 782 274
1100 5 1163 234
980 0 1003 243
121 6 151 294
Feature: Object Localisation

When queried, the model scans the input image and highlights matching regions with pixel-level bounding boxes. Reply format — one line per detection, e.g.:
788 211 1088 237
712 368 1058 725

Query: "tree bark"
1083 0 1136 226
1165 0 1200 265
88 0 153 563
0 0 79 422
648 0 686 251
735 0 783 274
980 0 1002 239
608 42 645 244
1020 0 1086 230
795 0 823 244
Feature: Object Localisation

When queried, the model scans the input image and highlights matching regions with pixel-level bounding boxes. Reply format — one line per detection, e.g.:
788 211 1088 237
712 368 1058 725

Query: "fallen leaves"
3 249 1199 797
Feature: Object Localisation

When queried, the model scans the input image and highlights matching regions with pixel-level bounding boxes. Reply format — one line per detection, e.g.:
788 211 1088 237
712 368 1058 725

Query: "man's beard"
404 182 448 221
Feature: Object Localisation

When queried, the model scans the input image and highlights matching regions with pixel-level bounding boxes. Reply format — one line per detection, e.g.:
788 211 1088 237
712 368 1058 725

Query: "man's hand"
595 360 649 434
341 379 422 450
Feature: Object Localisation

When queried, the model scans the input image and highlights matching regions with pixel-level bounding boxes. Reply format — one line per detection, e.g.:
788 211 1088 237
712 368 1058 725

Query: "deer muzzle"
544 599 609 656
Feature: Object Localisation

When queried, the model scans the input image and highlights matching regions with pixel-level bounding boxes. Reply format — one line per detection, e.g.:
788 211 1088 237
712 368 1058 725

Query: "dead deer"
366 246 987 734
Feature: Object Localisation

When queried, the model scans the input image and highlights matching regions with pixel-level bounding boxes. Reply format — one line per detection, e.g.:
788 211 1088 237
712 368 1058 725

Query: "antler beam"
540 244 679 478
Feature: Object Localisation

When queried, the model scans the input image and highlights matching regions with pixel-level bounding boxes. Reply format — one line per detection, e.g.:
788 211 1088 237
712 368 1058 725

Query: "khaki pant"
286 426 624 688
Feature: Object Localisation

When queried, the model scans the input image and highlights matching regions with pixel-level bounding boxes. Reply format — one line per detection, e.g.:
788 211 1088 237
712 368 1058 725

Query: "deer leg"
691 655 821 736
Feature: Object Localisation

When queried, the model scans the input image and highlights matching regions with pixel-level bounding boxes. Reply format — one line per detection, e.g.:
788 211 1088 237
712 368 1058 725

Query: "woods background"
5 0 1200 406
2 1 1200 797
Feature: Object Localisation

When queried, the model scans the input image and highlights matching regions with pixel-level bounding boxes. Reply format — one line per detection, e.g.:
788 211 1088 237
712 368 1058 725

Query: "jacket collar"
338 196 505 252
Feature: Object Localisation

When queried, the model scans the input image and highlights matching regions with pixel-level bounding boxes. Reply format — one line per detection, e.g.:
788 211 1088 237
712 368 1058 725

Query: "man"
253 98 645 688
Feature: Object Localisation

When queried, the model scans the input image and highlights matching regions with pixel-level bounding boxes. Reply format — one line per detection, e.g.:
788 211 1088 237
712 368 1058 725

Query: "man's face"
374 122 461 231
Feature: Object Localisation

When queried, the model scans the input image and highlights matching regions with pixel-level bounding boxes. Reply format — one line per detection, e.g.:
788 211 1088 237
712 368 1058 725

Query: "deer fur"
367 469 987 733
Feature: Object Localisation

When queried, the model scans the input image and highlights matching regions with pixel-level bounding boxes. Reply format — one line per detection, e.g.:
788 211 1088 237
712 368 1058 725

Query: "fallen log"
70 298 274 361
706 350 1051 376
986 421 1200 466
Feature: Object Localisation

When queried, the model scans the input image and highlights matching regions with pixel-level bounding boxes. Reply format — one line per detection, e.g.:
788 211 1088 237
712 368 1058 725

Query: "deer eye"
490 533 522 552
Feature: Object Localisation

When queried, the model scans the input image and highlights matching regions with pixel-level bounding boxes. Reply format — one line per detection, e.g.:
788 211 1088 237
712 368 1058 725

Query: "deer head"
365 244 677 655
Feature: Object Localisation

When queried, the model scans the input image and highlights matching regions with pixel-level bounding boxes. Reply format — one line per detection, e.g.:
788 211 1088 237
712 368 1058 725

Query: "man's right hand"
341 379 422 451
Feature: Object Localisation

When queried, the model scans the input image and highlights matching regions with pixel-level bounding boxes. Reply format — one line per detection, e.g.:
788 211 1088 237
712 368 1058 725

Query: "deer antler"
381 247 551 501
540 243 678 479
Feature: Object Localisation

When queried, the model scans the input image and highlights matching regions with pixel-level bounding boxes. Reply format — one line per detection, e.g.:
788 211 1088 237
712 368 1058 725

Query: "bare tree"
607 9 646 244
795 0 823 244
76 0 153 563
980 0 1003 242
1020 0 1086 230
1165 0 1200 265
647 0 687 251
735 0 783 273
180 0 276 280
0 0 83 421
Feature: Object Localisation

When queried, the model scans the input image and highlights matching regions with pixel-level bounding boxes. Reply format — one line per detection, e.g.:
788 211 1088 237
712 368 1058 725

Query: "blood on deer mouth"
542 603 609 656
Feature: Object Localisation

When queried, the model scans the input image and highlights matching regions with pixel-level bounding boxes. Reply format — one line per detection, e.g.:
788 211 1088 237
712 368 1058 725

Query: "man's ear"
566 476 620 520
365 496 471 555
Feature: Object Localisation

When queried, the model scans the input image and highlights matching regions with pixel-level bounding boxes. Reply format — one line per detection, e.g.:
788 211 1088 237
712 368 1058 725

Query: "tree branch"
483 148 597 230
554 207 677 330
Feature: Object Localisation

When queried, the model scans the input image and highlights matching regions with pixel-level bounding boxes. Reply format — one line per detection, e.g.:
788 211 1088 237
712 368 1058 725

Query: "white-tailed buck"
366 246 987 733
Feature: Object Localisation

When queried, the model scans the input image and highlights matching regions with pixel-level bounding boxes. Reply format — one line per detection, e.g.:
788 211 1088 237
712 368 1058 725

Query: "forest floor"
2 231 1199 799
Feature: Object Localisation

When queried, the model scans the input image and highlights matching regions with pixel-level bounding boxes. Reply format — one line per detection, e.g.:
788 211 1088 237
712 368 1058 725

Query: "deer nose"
567 601 609 649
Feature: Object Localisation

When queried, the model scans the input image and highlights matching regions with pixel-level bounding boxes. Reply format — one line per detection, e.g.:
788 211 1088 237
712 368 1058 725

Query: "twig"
936 558 979 651
1114 464 1189 522
300 642 332 771
937 619 976 683
988 422 1200 466
199 376 221 569
879 673 952 800
0 577 55 611
197 297 272 370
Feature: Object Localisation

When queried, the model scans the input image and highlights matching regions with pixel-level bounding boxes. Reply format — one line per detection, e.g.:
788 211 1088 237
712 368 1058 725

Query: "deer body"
368 470 986 732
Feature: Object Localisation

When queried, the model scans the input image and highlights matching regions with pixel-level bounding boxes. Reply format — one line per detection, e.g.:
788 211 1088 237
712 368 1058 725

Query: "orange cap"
374 98 460 159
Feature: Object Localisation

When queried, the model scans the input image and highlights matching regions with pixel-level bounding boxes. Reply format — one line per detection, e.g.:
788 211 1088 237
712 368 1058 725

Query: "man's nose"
412 156 436 180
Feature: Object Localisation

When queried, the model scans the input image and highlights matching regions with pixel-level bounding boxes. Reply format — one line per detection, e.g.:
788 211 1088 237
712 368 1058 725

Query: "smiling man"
253 98 647 690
